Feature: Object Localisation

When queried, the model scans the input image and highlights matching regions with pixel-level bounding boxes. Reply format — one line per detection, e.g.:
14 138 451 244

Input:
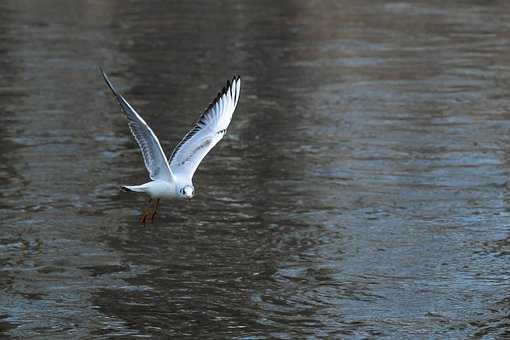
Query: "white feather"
101 69 174 182
169 77 241 185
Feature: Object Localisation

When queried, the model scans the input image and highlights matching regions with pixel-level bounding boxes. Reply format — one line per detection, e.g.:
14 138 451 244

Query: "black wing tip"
99 66 108 82
203 76 241 113
99 67 121 98
121 186 133 192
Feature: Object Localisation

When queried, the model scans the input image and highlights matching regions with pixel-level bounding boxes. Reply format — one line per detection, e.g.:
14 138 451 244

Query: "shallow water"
1 0 510 338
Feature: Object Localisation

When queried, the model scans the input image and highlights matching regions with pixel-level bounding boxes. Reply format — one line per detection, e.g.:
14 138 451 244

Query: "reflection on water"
1 0 510 338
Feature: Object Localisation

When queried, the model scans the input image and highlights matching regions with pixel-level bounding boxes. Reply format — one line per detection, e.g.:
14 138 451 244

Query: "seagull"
101 69 241 224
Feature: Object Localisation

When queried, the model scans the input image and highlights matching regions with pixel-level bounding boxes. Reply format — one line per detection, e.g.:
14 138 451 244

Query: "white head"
179 185 195 200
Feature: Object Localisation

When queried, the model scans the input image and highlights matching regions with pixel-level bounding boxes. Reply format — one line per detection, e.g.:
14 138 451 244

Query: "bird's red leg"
139 213 148 225
150 198 160 223
139 198 153 225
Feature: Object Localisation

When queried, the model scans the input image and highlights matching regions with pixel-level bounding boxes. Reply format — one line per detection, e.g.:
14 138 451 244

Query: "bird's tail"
121 185 147 193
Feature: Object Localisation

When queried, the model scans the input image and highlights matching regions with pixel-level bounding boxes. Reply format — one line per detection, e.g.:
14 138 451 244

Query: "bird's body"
101 69 241 223
122 180 177 200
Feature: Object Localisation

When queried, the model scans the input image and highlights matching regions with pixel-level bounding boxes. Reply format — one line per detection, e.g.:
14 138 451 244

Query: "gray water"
1 0 510 338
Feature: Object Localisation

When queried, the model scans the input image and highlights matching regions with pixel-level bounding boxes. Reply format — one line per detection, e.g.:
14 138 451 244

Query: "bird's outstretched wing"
101 69 174 181
169 76 241 183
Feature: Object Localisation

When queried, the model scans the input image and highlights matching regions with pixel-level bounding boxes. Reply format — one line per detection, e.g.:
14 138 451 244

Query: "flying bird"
101 69 241 224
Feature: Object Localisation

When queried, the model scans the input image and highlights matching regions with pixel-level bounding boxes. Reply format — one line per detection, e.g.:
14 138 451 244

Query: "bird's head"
179 185 195 200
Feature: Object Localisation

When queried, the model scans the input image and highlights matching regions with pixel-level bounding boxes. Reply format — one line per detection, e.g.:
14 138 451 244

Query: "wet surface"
1 0 510 338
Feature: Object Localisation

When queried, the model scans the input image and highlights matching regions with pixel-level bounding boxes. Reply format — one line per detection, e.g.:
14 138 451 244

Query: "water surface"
1 0 510 338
